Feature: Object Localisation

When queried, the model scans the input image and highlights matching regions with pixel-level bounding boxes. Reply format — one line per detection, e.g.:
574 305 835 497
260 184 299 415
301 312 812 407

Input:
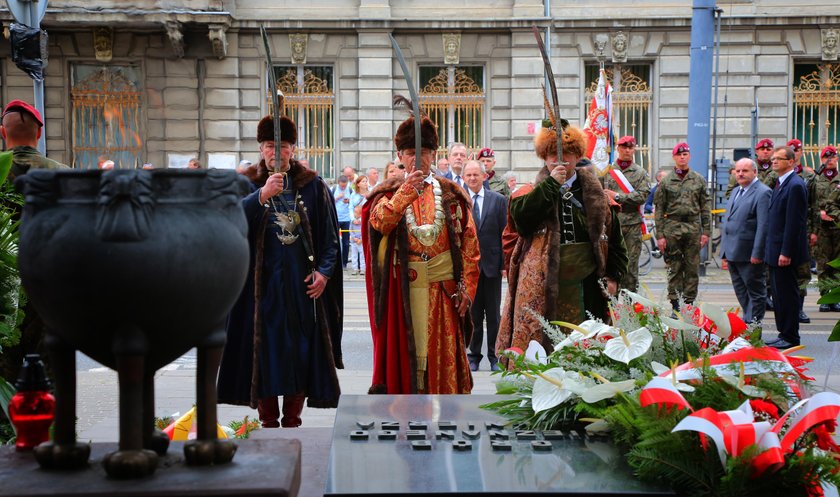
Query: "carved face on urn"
443 33 460 65
612 32 628 63
289 34 307 64
823 28 839 61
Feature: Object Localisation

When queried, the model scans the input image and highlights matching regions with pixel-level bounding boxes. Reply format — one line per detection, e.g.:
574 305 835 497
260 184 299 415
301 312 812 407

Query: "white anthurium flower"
659 315 700 331
722 337 752 354
525 340 549 365
652 361 696 392
721 362 767 398
531 368 585 413
580 373 637 403
553 320 617 350
603 327 653 364
700 303 731 339
620 289 662 311
555 331 586 350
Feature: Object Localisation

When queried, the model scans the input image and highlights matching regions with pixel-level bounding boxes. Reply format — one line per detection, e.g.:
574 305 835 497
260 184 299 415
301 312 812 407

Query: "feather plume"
393 94 428 118
542 84 557 130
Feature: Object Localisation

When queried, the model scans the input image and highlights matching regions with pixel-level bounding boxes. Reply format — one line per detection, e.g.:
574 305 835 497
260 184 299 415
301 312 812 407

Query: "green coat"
487 172 511 197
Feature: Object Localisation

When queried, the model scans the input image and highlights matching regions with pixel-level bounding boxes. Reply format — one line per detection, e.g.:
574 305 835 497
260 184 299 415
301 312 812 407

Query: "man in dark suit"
463 160 507 371
765 146 809 349
720 158 771 324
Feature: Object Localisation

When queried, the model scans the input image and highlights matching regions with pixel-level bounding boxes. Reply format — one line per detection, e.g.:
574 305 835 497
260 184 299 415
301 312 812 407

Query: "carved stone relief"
822 28 839 61
208 24 228 60
289 33 307 64
612 31 628 63
93 27 113 63
164 21 184 59
443 33 461 65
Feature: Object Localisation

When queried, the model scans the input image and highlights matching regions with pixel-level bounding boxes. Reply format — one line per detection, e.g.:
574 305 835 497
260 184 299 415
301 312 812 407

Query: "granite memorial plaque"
326 395 673 496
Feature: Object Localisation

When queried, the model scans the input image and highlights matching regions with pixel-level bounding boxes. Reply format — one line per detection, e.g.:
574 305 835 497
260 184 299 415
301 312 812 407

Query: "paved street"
75 263 840 442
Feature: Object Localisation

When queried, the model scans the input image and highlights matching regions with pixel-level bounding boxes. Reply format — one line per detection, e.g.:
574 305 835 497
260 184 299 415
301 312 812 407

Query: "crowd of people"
5 95 835 430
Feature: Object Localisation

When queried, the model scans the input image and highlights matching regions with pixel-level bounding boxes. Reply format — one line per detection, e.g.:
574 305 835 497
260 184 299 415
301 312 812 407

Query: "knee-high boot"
257 397 280 428
281 395 305 428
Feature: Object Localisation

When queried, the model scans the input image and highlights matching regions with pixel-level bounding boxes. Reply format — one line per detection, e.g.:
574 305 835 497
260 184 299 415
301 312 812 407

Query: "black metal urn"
15 168 250 478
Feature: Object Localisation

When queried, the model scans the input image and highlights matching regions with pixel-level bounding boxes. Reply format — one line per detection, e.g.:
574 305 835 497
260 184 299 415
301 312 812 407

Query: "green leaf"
829 320 840 342
0 376 16 436
828 257 840 270
817 288 840 305
0 151 12 187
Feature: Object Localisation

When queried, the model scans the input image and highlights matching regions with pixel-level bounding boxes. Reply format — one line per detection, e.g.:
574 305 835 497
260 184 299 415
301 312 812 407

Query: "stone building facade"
0 0 838 183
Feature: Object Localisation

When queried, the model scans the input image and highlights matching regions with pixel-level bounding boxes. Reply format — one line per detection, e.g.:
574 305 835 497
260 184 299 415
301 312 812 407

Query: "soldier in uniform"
476 148 511 197
654 142 710 313
603 135 651 291
1 100 67 180
755 138 776 187
815 146 840 312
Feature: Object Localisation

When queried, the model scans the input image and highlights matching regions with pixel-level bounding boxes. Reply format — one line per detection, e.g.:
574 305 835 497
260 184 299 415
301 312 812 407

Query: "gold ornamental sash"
407 251 454 389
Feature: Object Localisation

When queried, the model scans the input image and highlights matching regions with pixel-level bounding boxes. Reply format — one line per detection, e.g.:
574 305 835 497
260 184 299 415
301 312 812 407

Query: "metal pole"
710 7 722 186
686 0 716 273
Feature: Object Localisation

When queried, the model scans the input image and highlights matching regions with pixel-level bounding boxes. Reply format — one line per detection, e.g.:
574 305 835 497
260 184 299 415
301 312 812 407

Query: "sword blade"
389 34 423 164
532 25 564 162
261 25 282 170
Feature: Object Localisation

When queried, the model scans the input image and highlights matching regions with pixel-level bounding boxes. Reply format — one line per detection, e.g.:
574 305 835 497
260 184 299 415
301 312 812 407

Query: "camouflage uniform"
757 160 775 188
8 145 67 181
603 162 651 291
818 171 840 295
654 169 710 303
486 171 511 197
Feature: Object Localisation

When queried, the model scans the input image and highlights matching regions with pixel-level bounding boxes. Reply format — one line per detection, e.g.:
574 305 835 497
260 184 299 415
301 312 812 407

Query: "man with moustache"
654 142 711 313
363 98 479 394
218 114 344 428
462 160 507 372
449 142 468 189
720 158 771 324
602 135 651 291
764 146 809 349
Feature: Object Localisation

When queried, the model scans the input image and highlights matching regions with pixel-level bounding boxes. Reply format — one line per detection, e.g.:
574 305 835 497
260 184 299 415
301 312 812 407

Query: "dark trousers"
769 264 800 345
727 261 766 324
338 221 350 267
468 274 502 364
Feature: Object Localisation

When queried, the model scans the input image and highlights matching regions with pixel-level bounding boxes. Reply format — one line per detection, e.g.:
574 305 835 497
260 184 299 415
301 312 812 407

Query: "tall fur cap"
534 124 589 160
393 95 438 152
257 115 297 144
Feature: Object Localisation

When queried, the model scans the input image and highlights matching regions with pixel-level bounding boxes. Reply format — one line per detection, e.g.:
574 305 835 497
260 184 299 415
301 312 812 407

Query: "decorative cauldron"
15 168 250 478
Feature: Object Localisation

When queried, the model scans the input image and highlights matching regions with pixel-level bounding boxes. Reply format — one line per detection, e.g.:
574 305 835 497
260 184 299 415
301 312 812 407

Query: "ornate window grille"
793 63 840 169
585 65 653 175
70 65 143 169
418 66 485 156
272 65 335 179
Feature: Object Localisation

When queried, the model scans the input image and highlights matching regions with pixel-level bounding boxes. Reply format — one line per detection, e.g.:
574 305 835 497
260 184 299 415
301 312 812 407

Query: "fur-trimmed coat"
218 159 343 409
496 165 628 363
362 175 479 394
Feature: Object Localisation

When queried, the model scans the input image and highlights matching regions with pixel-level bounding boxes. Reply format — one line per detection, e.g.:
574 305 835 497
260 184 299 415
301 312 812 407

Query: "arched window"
418 66 485 156
70 64 143 169
585 64 652 174
271 65 335 179
793 63 840 168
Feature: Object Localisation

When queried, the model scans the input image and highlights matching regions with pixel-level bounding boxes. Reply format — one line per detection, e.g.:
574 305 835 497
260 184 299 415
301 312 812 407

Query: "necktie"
732 187 744 205
472 194 481 224
456 176 462 187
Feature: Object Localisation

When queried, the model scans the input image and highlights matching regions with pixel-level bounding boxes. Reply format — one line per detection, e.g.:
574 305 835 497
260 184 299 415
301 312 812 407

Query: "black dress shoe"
490 362 500 372
833 303 840 312
820 304 832 312
469 360 479 372
799 310 811 323
770 338 798 349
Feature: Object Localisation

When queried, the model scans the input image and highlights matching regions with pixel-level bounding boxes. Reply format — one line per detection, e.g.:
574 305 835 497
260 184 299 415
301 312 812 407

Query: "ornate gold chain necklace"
268 172 302 245
405 177 444 247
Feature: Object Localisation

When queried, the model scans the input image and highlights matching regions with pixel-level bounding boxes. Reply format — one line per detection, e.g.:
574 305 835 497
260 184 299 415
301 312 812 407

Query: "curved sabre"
532 25 563 162
389 34 423 162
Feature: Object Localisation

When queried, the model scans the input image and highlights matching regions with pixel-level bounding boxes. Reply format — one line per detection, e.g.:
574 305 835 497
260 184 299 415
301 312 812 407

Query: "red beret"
617 136 637 147
822 146 838 158
755 138 774 150
786 139 803 151
672 142 690 155
478 147 494 158
2 99 43 126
